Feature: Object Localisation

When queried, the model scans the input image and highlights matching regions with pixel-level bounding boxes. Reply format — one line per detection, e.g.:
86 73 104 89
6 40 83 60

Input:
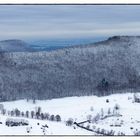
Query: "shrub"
66 118 73 126
5 118 29 127
106 99 109 103
44 113 50 120
86 125 90 129
114 104 120 110
50 115 55 121
55 115 61 122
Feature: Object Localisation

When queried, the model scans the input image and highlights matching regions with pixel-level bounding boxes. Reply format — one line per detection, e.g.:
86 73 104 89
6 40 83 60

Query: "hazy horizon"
0 5 140 42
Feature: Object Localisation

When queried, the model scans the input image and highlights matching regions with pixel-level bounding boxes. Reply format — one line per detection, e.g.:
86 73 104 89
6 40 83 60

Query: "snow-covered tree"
66 118 74 126
107 108 111 115
41 113 44 120
55 115 61 122
50 115 55 121
25 111 29 118
101 108 104 118
15 108 20 117
44 113 50 120
31 111 34 119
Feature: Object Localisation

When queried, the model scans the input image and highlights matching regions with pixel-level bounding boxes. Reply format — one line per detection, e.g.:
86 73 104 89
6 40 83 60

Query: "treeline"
0 104 61 122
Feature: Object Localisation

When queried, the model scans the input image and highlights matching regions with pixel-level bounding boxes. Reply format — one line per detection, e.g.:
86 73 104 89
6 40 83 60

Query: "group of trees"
88 104 121 124
94 127 115 136
0 105 61 122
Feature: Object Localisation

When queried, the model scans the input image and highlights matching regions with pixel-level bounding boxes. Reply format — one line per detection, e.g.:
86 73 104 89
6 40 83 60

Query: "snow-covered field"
0 93 140 135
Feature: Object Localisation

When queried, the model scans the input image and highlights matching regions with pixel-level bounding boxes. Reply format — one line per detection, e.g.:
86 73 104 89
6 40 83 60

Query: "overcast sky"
0 5 140 41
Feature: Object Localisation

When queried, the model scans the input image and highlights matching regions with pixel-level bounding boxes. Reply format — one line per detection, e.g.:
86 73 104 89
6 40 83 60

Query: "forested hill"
0 39 35 52
0 36 140 101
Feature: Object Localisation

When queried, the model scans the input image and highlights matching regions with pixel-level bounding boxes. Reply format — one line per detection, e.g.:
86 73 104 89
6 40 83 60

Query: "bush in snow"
55 115 61 122
50 115 55 121
86 125 90 129
5 118 29 127
44 113 50 120
114 104 120 110
66 118 74 126
113 104 120 115
106 99 109 103
26 127 31 133
117 131 125 136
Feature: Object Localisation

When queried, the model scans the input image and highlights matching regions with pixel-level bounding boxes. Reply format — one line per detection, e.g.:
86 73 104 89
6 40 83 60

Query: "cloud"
0 5 140 40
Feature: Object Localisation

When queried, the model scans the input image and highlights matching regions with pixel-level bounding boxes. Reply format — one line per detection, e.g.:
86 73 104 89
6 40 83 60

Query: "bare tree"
2 109 6 115
25 111 29 118
21 112 24 117
107 108 111 115
44 113 50 120
101 108 104 118
10 110 14 116
31 111 34 119
15 108 20 117
41 113 44 120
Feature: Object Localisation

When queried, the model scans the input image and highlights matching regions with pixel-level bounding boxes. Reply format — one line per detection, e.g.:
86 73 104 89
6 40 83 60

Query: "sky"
0 5 140 41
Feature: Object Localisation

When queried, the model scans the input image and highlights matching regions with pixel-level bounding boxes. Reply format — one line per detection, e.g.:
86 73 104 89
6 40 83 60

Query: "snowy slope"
0 93 140 135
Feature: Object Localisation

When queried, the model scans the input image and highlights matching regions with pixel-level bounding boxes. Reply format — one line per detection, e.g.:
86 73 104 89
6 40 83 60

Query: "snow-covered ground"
0 93 140 135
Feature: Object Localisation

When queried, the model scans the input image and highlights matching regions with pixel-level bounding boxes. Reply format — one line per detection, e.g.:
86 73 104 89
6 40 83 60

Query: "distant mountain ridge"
0 36 140 101
0 39 35 52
